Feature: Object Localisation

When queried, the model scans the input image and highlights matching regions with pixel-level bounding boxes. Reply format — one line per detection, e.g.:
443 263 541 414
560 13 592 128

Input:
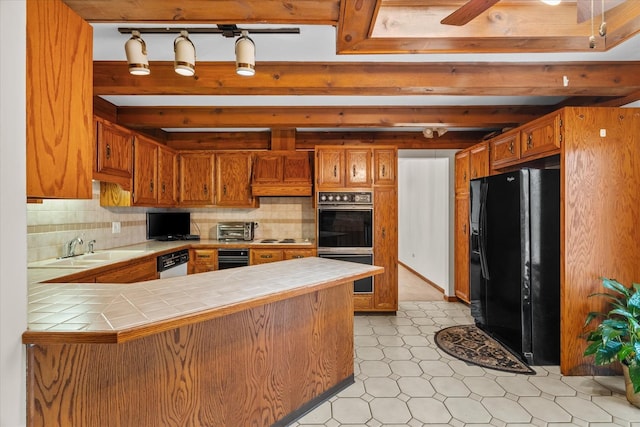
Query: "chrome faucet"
63 236 84 258
87 239 96 253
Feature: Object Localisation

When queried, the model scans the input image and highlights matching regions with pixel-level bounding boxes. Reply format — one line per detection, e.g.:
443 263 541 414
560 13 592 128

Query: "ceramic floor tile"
389 360 423 377
463 377 507 397
555 396 613 423
518 396 572 423
382 346 413 361
397 377 436 397
406 398 452 424
363 377 401 397
497 376 544 396
529 376 579 396
592 396 640 422
331 397 372 424
359 360 392 377
481 396 533 423
369 397 412 424
430 377 472 397
445 397 492 423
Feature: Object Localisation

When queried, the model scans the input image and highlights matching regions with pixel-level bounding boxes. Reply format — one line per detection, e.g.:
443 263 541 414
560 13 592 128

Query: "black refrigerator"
469 168 560 366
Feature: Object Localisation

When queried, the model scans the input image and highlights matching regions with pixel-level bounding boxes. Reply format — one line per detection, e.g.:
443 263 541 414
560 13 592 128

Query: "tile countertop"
24 257 382 344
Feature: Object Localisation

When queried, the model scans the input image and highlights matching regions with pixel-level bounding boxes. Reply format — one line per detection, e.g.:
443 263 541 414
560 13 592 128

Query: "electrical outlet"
111 221 121 234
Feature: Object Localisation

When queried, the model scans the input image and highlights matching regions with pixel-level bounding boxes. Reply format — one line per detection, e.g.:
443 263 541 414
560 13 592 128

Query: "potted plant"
583 277 640 407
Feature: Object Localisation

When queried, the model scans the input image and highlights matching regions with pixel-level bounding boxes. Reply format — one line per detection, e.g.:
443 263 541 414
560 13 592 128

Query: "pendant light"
174 30 196 76
235 30 255 76
124 30 150 75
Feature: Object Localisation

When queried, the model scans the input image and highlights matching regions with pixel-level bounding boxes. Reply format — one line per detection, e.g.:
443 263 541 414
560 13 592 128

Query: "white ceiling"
93 23 640 132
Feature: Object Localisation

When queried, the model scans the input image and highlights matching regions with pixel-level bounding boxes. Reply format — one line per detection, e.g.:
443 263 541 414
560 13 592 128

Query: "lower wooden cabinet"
373 187 398 311
95 258 157 283
250 248 316 265
190 249 217 274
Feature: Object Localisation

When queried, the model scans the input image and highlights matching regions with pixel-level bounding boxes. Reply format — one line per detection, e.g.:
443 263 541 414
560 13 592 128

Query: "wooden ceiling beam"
116 105 551 129
62 0 340 24
94 61 640 97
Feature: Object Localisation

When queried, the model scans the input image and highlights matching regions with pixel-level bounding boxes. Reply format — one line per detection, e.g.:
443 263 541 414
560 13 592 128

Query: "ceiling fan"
440 0 624 26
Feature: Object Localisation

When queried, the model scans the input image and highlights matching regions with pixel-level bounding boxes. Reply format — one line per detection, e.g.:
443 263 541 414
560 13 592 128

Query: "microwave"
217 222 257 241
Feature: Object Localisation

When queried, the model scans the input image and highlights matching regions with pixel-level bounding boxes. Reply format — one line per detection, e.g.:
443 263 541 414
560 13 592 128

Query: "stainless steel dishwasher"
157 249 189 278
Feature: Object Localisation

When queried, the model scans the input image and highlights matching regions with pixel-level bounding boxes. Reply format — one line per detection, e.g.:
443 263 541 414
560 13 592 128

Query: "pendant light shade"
235 31 255 76
174 30 196 76
124 30 150 75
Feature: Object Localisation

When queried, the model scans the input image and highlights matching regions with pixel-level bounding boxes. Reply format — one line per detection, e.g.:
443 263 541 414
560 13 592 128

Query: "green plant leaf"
584 340 602 356
628 292 640 313
601 278 630 298
595 341 622 365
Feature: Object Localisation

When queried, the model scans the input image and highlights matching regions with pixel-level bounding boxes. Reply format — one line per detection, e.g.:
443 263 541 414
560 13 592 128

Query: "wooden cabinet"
250 248 316 265
373 187 398 310
316 146 374 189
345 148 372 187
469 142 490 179
94 118 134 189
179 152 215 206
520 112 562 160
94 258 157 283
316 148 345 188
132 135 158 205
455 150 470 193
251 151 313 196
250 248 284 265
26 0 93 199
454 193 470 303
190 249 217 274
157 145 177 206
490 130 520 169
215 152 256 207
373 148 397 186
284 248 316 260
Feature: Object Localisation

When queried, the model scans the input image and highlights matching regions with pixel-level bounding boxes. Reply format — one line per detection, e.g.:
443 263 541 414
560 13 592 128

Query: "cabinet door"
283 248 317 260
283 152 312 184
454 193 470 303
252 153 282 183
373 187 398 310
373 148 397 186
250 249 284 265
96 119 134 182
215 152 254 207
157 146 177 206
469 142 489 180
316 149 345 188
132 136 158 206
520 113 561 159
26 0 93 199
179 153 215 205
490 131 520 169
346 148 372 188
455 150 470 194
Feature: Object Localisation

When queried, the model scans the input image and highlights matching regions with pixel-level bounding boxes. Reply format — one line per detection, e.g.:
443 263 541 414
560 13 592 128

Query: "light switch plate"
112 221 121 234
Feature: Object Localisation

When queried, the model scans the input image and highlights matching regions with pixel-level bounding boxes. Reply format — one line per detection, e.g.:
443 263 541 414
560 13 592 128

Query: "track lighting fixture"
235 30 256 76
124 30 150 75
174 30 196 77
423 127 448 138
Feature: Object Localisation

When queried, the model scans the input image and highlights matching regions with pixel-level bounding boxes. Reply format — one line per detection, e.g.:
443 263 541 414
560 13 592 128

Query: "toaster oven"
216 222 257 241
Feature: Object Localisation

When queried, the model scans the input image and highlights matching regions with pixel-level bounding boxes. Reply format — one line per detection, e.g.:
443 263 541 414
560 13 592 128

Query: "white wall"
0 1 28 426
398 150 457 295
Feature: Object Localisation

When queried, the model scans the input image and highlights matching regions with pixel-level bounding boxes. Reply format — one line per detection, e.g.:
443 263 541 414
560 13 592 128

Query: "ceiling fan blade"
441 0 501 26
576 0 625 24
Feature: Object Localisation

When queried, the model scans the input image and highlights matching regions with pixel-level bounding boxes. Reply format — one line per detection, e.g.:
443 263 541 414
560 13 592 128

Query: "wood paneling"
374 186 398 310
26 283 354 427
27 0 93 199
94 258 157 283
561 107 640 375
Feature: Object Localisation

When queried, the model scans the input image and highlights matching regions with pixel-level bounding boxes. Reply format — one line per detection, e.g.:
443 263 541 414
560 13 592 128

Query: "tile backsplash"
27 181 315 262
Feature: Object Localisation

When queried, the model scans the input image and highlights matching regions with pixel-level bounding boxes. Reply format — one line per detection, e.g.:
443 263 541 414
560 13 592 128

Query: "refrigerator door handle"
478 182 490 280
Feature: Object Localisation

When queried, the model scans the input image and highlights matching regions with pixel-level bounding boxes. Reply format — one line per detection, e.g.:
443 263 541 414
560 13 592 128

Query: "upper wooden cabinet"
26 0 93 199
132 136 158 206
469 142 490 180
157 146 177 206
315 146 373 189
373 148 397 186
251 151 312 196
94 117 134 189
179 152 215 206
490 129 520 169
454 150 470 194
215 152 256 207
519 112 562 160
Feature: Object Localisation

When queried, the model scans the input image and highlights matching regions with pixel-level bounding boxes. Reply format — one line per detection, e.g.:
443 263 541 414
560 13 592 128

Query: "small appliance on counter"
216 222 258 242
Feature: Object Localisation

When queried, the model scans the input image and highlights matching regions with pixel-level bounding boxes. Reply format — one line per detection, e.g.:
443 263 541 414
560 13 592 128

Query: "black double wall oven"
317 191 374 293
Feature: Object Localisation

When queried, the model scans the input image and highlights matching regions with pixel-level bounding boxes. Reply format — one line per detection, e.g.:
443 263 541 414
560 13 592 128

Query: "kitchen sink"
28 250 147 269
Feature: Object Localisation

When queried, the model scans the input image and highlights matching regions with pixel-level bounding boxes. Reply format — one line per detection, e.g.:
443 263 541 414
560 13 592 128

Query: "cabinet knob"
161 182 166 194
463 223 467 234
508 141 514 154
203 184 208 195
292 255 303 259
333 165 337 177
527 134 533 148
105 143 111 160
261 254 273 259
382 227 386 239
382 165 386 177
223 184 227 195
150 180 154 193
352 165 356 177
463 171 467 181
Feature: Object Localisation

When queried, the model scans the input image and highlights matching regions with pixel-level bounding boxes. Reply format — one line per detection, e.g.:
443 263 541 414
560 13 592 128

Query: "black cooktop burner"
279 238 296 243
260 239 277 243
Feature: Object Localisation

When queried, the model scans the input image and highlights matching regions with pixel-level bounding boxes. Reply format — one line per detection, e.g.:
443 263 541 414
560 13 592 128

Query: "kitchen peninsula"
23 257 382 427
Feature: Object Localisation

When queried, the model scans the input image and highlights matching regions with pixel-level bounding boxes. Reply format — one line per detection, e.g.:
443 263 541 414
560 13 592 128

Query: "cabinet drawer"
490 131 520 168
192 249 217 265
354 294 373 310
283 249 316 260
520 113 561 159
250 249 284 265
